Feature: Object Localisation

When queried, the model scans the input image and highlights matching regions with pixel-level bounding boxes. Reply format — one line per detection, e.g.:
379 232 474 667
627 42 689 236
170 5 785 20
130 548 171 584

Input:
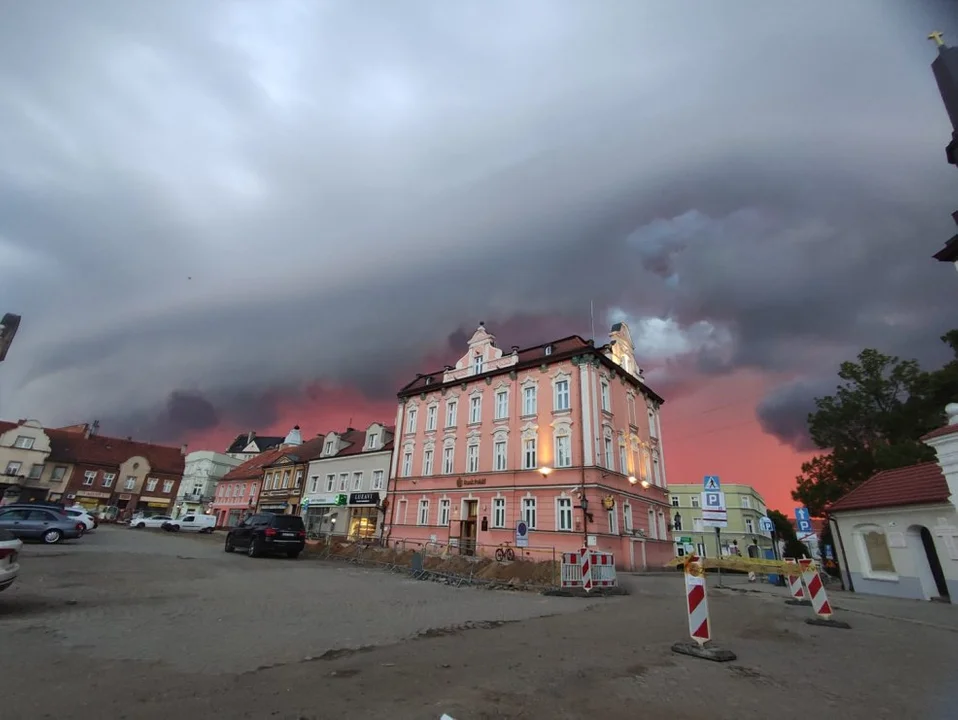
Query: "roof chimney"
180 443 188 456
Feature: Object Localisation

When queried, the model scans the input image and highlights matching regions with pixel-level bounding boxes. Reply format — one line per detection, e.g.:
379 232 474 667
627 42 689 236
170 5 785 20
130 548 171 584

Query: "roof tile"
826 462 950 513
45 429 185 475
220 446 289 482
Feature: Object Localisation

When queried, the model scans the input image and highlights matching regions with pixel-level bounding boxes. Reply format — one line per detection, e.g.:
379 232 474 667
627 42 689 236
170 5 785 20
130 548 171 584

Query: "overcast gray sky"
1 0 956 445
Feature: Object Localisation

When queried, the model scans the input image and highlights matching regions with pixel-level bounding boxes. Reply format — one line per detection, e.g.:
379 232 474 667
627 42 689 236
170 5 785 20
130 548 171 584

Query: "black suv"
224 513 306 559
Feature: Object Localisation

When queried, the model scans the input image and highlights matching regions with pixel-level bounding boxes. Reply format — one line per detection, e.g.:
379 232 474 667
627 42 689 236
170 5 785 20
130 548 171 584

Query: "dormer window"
424 377 432 385
544 345 553 356
366 432 379 449
323 439 334 455
473 354 484 375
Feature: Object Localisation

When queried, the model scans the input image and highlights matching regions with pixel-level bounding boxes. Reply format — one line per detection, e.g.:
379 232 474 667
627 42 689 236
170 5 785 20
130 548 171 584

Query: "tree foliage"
792 332 958 516
767 509 808 558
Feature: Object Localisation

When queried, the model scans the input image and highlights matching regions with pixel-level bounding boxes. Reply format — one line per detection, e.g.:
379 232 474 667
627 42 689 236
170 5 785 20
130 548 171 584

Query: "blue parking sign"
794 507 812 534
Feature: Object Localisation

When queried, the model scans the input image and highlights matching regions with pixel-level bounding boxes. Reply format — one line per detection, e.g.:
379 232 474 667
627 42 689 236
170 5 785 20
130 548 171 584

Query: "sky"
1 0 957 512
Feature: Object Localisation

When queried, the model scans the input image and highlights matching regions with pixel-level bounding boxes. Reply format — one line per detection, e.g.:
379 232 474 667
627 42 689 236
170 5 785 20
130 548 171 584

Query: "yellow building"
668 483 773 558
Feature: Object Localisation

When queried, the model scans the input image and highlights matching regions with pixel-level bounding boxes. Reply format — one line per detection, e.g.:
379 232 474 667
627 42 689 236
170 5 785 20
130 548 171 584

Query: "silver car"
0 507 84 544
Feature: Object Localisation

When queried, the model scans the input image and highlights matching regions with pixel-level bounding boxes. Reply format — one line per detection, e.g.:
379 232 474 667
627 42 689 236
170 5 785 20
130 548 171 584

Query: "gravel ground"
2 526 956 719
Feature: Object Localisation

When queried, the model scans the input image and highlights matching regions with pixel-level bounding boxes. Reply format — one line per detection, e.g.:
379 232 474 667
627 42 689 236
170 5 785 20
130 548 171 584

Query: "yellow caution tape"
666 556 818 575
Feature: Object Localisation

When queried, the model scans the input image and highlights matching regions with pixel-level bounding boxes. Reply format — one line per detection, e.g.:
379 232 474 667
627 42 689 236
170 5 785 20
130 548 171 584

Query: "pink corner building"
385 322 673 570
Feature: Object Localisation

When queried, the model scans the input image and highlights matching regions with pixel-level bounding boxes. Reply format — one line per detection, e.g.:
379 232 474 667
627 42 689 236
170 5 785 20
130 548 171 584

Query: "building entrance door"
920 526 950 602
460 500 478 556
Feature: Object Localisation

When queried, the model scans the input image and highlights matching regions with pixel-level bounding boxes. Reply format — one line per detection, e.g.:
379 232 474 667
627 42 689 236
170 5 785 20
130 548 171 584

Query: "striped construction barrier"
671 554 736 662
783 558 811 606
560 549 617 591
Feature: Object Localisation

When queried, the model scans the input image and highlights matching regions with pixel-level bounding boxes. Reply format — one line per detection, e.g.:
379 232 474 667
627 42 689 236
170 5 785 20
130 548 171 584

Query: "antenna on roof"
590 300 595 343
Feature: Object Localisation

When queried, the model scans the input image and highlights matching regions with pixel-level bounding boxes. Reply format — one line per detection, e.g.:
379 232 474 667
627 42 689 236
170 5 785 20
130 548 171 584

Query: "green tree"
792 333 958 516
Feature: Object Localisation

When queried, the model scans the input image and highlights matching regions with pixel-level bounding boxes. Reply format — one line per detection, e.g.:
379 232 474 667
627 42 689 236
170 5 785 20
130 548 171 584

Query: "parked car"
225 513 306 558
65 507 97 532
0 529 22 593
129 514 173 529
0 507 84 544
163 514 216 533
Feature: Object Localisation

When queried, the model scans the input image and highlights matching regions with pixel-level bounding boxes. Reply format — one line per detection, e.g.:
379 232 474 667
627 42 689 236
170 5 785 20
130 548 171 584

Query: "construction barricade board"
560 549 617 590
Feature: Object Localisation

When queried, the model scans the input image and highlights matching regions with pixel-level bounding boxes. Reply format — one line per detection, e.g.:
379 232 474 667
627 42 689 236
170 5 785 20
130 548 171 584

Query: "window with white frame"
649 408 659 438
495 389 509 419
467 443 479 473
163 480 174 493
643 450 652 482
401 452 412 477
339 473 349 491
446 400 458 427
82 470 96 486
423 448 434 475
263 473 272 490
691 495 700 508
859 526 896 574
469 395 482 424
406 406 418 433
367 432 380 449
604 436 614 469
522 497 537 529
554 378 570 411
557 497 573 531
310 476 319 493
146 478 158 492
741 496 751 509
442 445 455 474
523 437 537 469
658 511 667 540
102 473 115 487
627 395 636 426
600 380 611 411
647 508 657 539
608 508 618 534
652 454 661 485
398 499 408 524
14 435 34 449
417 499 430 525
124 476 136 490
426 405 437 431
438 498 451 526
352 472 363 490
473 354 484 375
282 470 291 488
619 444 628 475
324 439 334 455
294 470 303 488
372 470 385 490
555 433 572 468
671 495 679 507
745 518 754 534
494 440 507 471
493 497 506 528
623 504 633 532
522 385 537 415
325 474 335 492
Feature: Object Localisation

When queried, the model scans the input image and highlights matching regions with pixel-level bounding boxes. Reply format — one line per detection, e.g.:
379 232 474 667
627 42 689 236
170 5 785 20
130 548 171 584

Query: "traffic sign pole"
715 527 722 587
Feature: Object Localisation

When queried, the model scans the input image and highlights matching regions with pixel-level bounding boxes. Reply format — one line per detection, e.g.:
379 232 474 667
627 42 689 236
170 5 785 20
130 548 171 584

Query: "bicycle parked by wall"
495 542 516 562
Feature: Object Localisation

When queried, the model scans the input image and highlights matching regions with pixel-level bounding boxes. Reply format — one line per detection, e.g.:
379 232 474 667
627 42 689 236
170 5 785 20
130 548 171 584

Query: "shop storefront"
138 496 171 514
347 492 381 540
74 490 112 512
302 494 346 538
258 502 288 514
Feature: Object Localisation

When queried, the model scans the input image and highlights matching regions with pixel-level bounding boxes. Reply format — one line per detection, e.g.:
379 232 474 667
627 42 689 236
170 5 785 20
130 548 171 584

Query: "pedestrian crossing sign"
703 475 721 490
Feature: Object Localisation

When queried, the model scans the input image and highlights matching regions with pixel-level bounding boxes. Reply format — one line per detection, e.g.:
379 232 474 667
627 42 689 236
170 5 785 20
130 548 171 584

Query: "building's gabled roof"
263 435 327 468
219 446 289 482
225 433 285 454
333 426 396 458
0 420 17 435
45 430 185 475
398 334 664 404
921 421 958 442
826 462 950 513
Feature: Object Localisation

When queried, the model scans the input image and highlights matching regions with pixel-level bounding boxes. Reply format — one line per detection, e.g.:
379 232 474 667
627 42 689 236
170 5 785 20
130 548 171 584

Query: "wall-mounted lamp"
538 467 553 477
640 479 651 489
627 475 638 485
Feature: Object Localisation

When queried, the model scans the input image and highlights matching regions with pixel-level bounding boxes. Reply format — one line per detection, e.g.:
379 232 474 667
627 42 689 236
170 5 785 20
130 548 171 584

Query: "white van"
164 514 216 533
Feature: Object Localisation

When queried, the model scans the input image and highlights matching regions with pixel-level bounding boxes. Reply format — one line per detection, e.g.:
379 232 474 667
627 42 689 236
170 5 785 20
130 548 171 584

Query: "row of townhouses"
198 322 677 568
0 420 186 517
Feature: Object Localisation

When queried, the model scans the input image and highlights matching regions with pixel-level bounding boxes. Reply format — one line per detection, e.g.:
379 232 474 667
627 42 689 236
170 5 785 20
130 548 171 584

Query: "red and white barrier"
560 550 617 590
798 558 833 619
784 558 806 601
684 555 710 646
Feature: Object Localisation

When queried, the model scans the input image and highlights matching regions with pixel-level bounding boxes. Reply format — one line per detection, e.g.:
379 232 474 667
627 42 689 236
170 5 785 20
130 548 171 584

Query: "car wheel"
170 525 180 532
42 529 63 544
224 535 235 553
135 522 146 529
247 539 260 558
287 550 301 560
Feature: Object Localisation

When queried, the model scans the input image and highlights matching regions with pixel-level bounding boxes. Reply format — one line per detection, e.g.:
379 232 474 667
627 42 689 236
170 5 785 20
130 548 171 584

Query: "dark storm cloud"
756 378 838 453
1 0 956 443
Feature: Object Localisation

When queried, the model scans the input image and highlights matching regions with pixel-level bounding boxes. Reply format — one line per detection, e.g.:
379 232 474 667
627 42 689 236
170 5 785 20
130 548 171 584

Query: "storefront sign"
305 494 343 506
259 503 286 511
140 496 170 504
147 502 168 508
77 491 111 499
119 494 132 501
456 477 487 487
348 492 380 506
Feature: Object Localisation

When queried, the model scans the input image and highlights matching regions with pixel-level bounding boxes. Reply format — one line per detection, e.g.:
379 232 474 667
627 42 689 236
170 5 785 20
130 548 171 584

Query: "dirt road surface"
2 526 955 719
